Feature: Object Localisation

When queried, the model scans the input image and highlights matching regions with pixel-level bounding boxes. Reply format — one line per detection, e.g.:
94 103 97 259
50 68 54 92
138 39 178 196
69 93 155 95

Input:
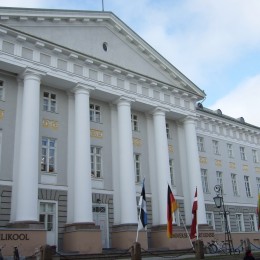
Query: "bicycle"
0 245 5 260
204 241 217 254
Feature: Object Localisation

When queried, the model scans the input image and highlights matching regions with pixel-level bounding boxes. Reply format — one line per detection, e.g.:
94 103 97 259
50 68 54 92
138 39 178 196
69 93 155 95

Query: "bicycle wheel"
233 248 240 255
209 244 217 254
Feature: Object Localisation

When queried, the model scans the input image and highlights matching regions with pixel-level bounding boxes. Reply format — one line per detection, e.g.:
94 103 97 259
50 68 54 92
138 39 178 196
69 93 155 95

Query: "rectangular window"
240 146 246 160
134 153 141 183
39 202 55 231
252 149 259 163
91 146 102 178
90 103 101 123
244 176 252 197
43 91 57 112
197 136 205 152
227 143 233 158
41 137 56 173
231 173 239 196
169 159 175 186
249 214 257 231
131 114 139 131
201 169 209 193
235 213 244 232
206 212 215 229
216 171 224 193
0 80 4 101
220 213 231 232
256 177 260 193
212 140 220 155
166 122 171 139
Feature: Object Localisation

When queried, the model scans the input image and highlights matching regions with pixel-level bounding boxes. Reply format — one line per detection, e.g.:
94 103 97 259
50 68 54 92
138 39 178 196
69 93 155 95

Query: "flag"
190 187 198 239
167 184 178 238
138 179 147 231
257 193 260 230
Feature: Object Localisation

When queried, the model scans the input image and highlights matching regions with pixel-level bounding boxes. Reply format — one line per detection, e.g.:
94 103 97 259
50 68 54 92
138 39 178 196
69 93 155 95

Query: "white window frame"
201 169 209 193
244 176 252 197
206 211 215 229
240 146 247 161
131 114 139 131
220 213 231 232
0 81 5 101
235 213 245 232
213 140 220 155
249 214 257 232
227 143 233 158
91 146 102 178
39 201 57 232
197 136 205 152
216 171 224 193
252 149 259 163
43 91 57 113
231 173 239 196
256 177 260 193
166 122 171 139
169 159 175 186
134 153 141 183
90 103 101 123
41 137 56 173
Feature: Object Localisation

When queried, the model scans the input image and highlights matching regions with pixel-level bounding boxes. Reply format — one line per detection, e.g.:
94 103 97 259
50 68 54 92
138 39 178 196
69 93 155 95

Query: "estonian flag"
138 178 147 231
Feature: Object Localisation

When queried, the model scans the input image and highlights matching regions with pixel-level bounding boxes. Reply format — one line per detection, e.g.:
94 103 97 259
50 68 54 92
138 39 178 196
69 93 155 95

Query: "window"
91 146 102 178
90 103 101 123
131 114 139 131
227 143 234 158
256 177 260 193
231 173 239 196
240 146 246 160
197 136 205 152
212 140 220 155
201 169 209 193
0 81 5 101
43 91 57 112
235 213 245 232
249 214 257 231
252 149 259 163
244 176 252 197
134 153 141 183
166 122 171 139
39 202 55 231
216 171 224 193
169 159 175 186
41 137 56 173
206 212 215 229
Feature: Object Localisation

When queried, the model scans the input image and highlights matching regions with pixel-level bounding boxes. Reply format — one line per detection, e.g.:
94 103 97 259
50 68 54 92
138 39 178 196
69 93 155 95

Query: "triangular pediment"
0 7 205 97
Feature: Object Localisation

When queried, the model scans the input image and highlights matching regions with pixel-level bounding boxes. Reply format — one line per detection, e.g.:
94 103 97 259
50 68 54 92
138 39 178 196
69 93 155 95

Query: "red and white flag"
190 187 198 239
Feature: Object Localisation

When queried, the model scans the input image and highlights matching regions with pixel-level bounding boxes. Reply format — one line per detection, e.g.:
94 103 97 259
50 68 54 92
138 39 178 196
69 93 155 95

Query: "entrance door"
93 204 109 248
39 202 57 246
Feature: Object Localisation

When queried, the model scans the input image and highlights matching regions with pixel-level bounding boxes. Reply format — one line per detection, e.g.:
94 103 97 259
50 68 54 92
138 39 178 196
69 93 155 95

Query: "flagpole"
179 211 194 250
136 206 141 242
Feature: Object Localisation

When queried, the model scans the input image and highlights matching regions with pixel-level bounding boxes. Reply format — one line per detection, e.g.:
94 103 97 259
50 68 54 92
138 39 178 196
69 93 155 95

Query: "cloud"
210 74 260 127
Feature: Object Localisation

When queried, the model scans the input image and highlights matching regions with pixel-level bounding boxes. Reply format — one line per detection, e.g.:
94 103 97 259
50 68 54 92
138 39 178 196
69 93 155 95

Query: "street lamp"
213 185 234 255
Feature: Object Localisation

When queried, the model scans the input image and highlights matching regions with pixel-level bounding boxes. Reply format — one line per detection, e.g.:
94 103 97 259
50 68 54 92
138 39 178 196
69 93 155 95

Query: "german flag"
258 193 260 230
167 184 178 238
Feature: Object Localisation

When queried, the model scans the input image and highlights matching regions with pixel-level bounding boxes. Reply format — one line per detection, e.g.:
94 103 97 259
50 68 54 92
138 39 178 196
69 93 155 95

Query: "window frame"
206 211 215 230
90 103 101 123
227 143 234 158
134 153 141 184
212 140 220 155
43 91 57 113
240 146 247 161
231 173 239 196
41 137 57 173
252 149 259 163
0 80 5 101
91 146 102 178
244 176 252 197
201 168 209 193
235 213 245 232
169 158 175 186
249 213 257 232
197 136 205 152
131 113 139 132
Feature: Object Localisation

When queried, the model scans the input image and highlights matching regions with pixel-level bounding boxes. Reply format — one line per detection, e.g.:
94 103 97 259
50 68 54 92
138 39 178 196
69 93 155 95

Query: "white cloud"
210 74 260 127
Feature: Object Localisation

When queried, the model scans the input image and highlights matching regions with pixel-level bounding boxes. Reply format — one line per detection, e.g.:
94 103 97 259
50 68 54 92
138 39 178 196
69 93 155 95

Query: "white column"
117 97 137 224
183 116 207 224
153 108 171 225
16 69 43 222
73 84 94 223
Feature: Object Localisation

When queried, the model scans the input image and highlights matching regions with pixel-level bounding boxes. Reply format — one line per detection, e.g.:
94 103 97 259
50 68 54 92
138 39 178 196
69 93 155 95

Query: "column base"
63 222 102 254
111 224 148 250
1 222 46 257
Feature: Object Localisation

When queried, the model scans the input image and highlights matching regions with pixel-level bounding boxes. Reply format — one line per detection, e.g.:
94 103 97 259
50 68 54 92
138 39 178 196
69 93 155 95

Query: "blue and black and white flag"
138 178 147 231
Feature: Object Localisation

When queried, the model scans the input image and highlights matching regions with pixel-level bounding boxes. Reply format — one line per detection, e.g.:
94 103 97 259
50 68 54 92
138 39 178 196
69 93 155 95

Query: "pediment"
0 8 205 97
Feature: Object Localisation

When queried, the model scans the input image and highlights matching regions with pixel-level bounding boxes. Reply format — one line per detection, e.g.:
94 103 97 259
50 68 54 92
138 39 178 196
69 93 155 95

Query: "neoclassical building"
0 6 259 257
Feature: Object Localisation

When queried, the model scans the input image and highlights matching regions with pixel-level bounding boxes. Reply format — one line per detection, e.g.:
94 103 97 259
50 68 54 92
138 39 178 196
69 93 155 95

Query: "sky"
1 0 260 127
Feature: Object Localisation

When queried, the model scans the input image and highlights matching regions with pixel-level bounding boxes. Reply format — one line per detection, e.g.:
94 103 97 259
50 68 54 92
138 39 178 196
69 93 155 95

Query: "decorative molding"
243 165 248 172
133 138 141 147
200 156 207 164
255 167 260 173
90 129 103 139
42 119 59 130
215 160 222 167
229 162 236 169
0 109 4 120
168 145 174 153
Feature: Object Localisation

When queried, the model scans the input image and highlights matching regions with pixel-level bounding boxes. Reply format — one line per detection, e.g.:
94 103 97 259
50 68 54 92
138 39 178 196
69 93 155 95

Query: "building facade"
0 7 259 257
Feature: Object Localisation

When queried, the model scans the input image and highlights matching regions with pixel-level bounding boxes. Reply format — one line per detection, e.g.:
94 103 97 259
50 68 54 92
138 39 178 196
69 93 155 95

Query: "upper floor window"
166 122 171 139
244 176 252 197
249 214 257 231
240 146 247 161
43 91 57 112
91 146 102 178
169 159 175 186
227 143 234 158
134 153 141 183
197 136 205 152
201 169 209 193
90 103 101 123
131 114 139 131
0 81 5 101
252 149 259 163
212 140 220 155
231 173 239 196
235 213 245 232
216 171 224 193
41 137 56 173
257 177 260 193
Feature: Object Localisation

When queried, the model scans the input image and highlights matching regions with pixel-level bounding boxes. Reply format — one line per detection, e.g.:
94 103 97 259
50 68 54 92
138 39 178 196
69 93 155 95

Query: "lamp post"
213 185 234 255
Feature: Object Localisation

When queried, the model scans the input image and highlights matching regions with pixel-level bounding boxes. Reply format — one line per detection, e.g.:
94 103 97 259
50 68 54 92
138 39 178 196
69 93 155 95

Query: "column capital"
152 106 169 116
182 115 197 124
114 95 135 105
73 83 95 95
21 67 46 80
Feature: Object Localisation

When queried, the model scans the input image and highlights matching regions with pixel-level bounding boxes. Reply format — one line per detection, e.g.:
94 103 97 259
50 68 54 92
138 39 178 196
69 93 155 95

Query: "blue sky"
1 0 260 126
